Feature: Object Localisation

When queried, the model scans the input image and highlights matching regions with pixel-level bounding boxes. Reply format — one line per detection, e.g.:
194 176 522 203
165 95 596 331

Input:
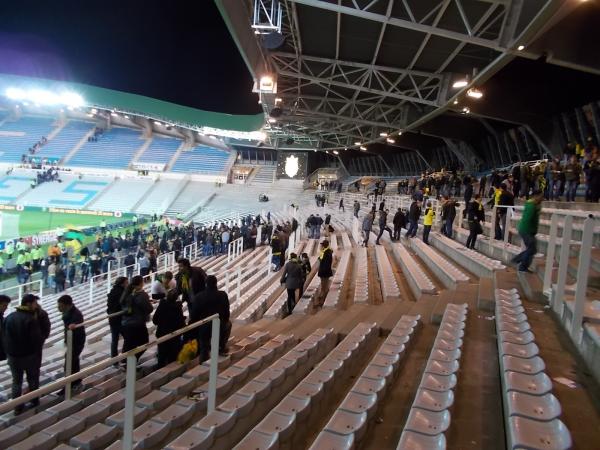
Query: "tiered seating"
137 136 181 164
171 145 230 174
165 328 336 449
323 250 352 309
340 231 352 249
354 247 369 303
18 175 110 208
0 116 56 162
375 246 401 301
69 127 144 169
36 121 94 159
494 289 572 450
397 304 467 449
165 181 216 217
88 178 153 212
135 178 186 215
392 242 436 298
291 253 322 315
0 174 32 203
237 322 379 449
410 238 469 290
251 165 276 185
307 317 420 449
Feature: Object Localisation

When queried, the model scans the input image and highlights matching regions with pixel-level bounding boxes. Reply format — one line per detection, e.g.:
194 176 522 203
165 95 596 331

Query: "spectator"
280 253 303 315
54 265 66 293
151 271 176 300
124 251 136 280
317 240 333 306
406 199 422 238
2 294 45 414
392 208 406 241
68 260 77 288
175 258 206 304
361 212 374 246
494 183 514 240
153 289 185 368
512 191 544 273
300 253 311 297
422 202 435 245
190 275 231 361
0 295 10 362
270 232 283 271
339 198 344 212
441 196 458 238
138 252 150 277
107 277 128 359
120 275 153 361
375 209 393 245
353 200 360 218
57 295 85 392
563 155 582 202
465 195 485 249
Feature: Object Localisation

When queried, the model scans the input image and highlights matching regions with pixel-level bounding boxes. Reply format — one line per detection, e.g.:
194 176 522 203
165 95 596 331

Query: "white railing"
3 313 221 450
182 242 198 261
0 279 43 304
227 236 244 262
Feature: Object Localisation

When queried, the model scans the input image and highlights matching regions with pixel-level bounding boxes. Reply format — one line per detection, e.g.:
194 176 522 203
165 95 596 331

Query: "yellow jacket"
424 208 435 226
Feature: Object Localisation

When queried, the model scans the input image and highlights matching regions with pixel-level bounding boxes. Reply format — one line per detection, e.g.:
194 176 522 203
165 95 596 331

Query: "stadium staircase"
0 189 598 449
249 166 276 186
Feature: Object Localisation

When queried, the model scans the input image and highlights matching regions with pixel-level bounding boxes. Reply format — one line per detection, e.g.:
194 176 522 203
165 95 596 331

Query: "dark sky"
0 0 261 115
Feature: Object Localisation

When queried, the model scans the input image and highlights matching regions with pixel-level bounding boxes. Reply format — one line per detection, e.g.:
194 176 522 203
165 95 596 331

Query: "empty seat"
339 391 378 419
411 388 454 412
507 392 562 421
273 395 312 423
505 372 553 396
500 330 536 345
195 409 237 438
164 426 215 450
234 429 279 450
501 342 540 359
419 373 457 392
508 417 572 450
69 423 119 450
396 430 446 450
502 356 546 374
309 429 354 450
404 408 450 436
324 409 368 442
425 360 459 376
254 411 296 442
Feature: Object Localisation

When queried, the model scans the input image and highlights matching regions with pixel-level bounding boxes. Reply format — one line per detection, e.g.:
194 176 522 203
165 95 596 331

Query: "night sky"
0 0 261 115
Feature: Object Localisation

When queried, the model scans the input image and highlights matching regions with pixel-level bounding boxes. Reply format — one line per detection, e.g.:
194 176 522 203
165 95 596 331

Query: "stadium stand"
35 121 95 160
0 116 56 162
18 174 111 208
170 145 230 174
87 177 154 212
69 127 145 169
134 178 187 215
137 136 182 165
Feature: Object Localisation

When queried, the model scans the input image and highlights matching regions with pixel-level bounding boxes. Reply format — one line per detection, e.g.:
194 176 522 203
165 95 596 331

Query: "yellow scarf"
319 247 330 260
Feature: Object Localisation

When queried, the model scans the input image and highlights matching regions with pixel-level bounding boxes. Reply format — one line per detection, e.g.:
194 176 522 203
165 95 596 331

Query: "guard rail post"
65 329 73 400
543 214 560 295
572 217 594 343
553 215 573 315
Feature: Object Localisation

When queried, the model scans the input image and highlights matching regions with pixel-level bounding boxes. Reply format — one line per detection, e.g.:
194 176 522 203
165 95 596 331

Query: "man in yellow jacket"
423 202 435 244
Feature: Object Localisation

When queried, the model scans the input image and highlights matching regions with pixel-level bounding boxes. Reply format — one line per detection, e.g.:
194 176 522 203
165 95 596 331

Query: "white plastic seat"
164 426 215 450
160 376 198 396
219 392 256 417
69 423 119 450
195 409 237 438
429 348 461 362
270 357 299 377
304 369 335 392
433 338 463 351
497 313 529 324
508 417 572 450
501 342 540 359
436 328 464 340
500 330 536 345
386 334 410 347
396 430 446 450
106 405 149 428
133 419 171 449
137 389 175 411
379 343 406 357
371 352 401 371
419 373 457 392
234 429 279 450
496 305 526 315
255 411 296 442
507 392 562 421
502 356 546 374
497 321 531 334
351 376 387 397
237 379 272 402
425 359 459 376
505 372 553 396
324 410 368 441
153 402 195 428
404 408 450 436
339 391 378 419
412 388 454 412
290 381 324 405
362 363 394 383
219 364 250 385
254 367 287 390
309 430 354 450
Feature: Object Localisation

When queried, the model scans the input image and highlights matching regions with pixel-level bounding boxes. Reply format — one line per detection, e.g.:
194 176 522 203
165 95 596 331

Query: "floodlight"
91 108 98 114
453 99 459 105
386 137 396 144
333 150 339 155
6 87 25 99
60 92 84 107
154 121 162 125
379 132 388 137
360 145 367 151
124 115 130 119
354 141 361 145
259 75 275 92
467 88 483 99
517 45 525 51
268 117 277 123
111 112 119 117
452 79 468 88
462 107 470 114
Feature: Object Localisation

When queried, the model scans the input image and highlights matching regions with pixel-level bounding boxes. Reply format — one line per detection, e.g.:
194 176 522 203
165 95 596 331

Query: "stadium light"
111 112 119 117
333 150 339 155
462 107 471 114
354 141 361 146
452 79 468 88
5 87 84 107
517 45 525 51
386 137 396 144
360 145 367 151
379 132 388 137
467 88 483 99
453 99 459 105
91 108 98 114
124 115 130 119
154 121 162 126
259 75 276 92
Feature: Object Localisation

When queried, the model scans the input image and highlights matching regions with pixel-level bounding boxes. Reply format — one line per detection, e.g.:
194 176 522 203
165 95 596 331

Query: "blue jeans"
406 220 418 238
565 180 578 202
514 231 537 271
444 218 453 238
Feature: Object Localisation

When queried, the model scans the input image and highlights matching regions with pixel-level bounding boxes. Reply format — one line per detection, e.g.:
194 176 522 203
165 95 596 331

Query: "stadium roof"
0 73 265 132
218 0 600 165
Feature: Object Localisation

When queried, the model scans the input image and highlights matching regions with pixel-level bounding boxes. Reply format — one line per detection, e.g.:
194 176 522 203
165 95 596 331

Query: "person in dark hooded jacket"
120 275 153 361
152 289 185 368
107 277 128 358
0 295 10 361
57 295 85 390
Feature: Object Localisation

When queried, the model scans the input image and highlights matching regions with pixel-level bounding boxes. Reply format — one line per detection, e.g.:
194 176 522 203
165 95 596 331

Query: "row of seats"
237 322 379 449
494 289 572 450
392 242 436 298
135 178 186 215
137 136 182 165
0 116 56 162
37 121 94 159
353 247 369 304
171 145 230 174
410 238 469 290
69 127 145 169
309 316 420 449
397 303 467 449
323 250 352 309
88 178 153 212
375 245 402 301
165 328 337 449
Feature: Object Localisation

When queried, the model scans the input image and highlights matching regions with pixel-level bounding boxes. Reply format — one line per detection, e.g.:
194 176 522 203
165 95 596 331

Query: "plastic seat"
386 334 410 347
219 393 256 417
234 429 279 450
47 399 83 419
362 363 394 383
182 364 210 381
248 346 277 366
425 359 459 376
419 373 457 392
282 349 309 367
255 411 296 442
496 305 526 315
290 381 324 405
274 395 312 423
324 410 368 441
237 379 272 402
350 376 387 397
69 423 119 450
16 410 58 433
505 372 553 396
379 343 406 357
195 409 237 437
319 357 345 375
500 330 536 345
270 356 298 376
254 367 287 389
339 391 378 419
106 405 149 428
433 338 463 351
502 356 546 374
498 312 529 324
396 430 446 450
41 416 86 442
137 389 175 411
412 388 454 412
304 369 335 391
507 392 562 421
497 321 531 334
404 408 450 436
72 403 111 427
164 426 215 450
153 402 195 428
235 355 265 374
219 364 250 385
371 352 401 371
508 417 572 450
309 429 354 450
497 299 523 309
501 342 540 359
160 376 198 396
8 431 57 450
429 348 461 362
133 419 171 449
436 328 464 340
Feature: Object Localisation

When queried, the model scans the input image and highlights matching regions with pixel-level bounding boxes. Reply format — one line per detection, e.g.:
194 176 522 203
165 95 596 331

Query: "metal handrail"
1 313 220 450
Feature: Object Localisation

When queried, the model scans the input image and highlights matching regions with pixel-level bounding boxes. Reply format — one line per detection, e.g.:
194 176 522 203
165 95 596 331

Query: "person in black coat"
0 295 10 362
392 208 406 240
317 240 334 306
57 295 86 389
120 275 153 361
152 289 185 368
176 258 206 304
107 277 128 358
280 253 303 315
466 195 486 249
189 275 231 361
406 200 422 238
2 294 45 413
441 196 459 238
